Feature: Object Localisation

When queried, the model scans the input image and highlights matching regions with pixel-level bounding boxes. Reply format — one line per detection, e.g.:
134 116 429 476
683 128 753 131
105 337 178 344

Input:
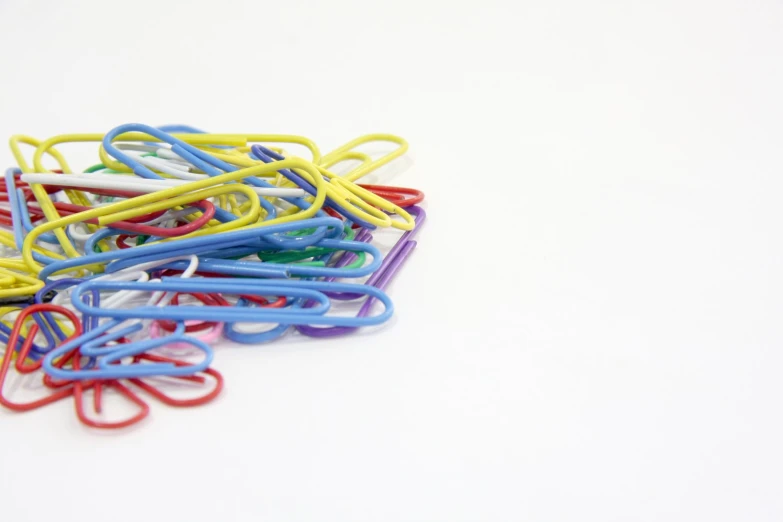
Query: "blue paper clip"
42 320 214 381
38 217 359 282
4 168 61 264
102 123 316 221
68 278 394 327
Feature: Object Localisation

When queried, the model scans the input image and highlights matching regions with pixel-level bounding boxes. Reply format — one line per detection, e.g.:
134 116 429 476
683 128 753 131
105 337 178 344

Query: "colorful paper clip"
0 123 425 429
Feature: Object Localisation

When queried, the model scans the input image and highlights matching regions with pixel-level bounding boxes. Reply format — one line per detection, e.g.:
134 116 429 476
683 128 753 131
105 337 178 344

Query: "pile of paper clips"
0 124 424 429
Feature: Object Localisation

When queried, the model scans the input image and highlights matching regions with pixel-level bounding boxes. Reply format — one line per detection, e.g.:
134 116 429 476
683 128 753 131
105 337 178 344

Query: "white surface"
1 1 783 520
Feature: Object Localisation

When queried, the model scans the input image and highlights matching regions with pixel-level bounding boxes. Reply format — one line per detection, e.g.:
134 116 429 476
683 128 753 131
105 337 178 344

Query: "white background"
1 0 783 520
